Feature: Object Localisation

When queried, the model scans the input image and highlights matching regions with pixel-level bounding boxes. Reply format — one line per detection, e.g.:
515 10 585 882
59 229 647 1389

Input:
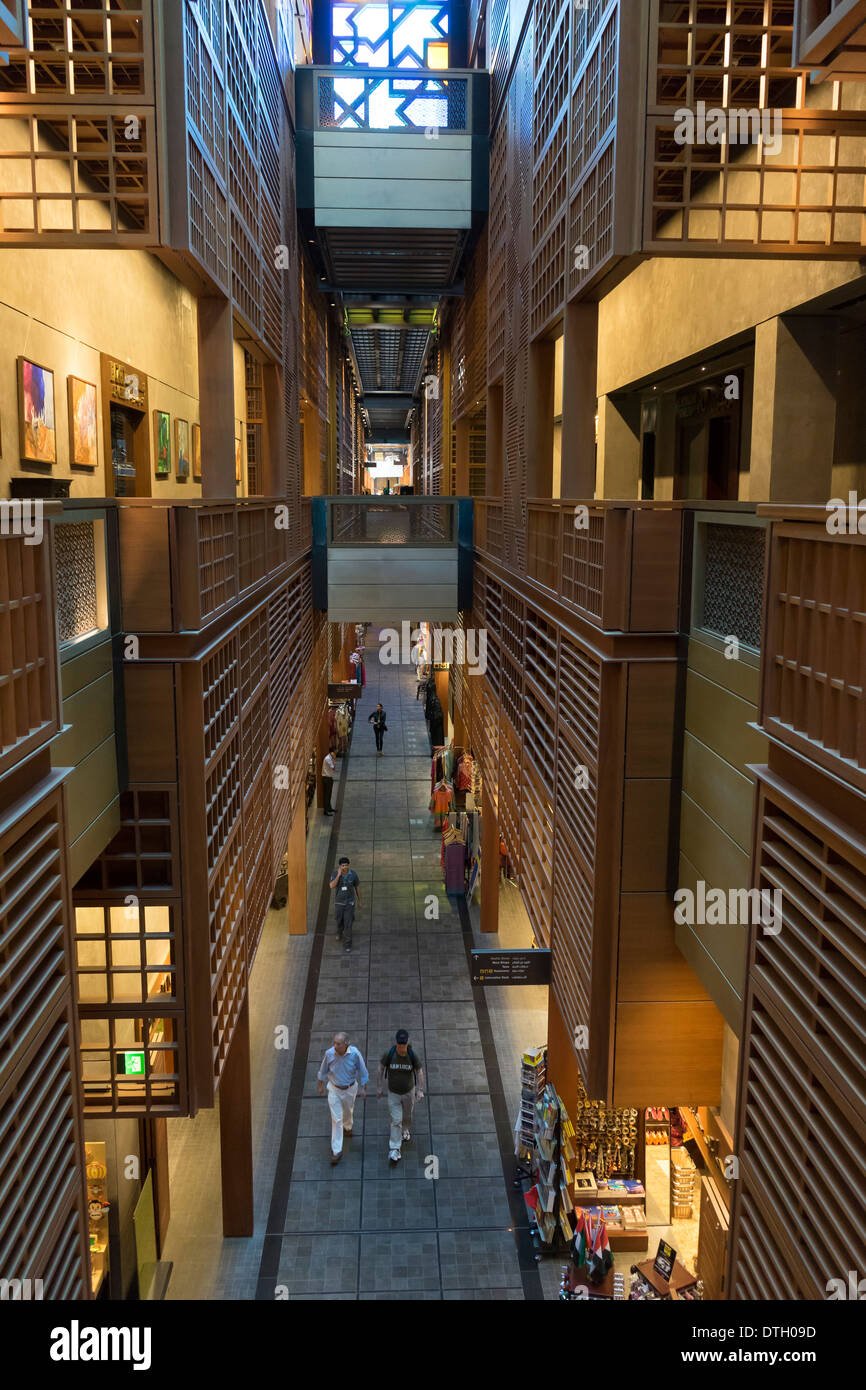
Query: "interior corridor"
163 630 548 1300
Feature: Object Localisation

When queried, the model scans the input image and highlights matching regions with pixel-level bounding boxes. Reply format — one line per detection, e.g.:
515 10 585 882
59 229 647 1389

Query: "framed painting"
68 376 98 468
18 356 56 464
175 418 190 481
153 409 170 478
192 422 202 482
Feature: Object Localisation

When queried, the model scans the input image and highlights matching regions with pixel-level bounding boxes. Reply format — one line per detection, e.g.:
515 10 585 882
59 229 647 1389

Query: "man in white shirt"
317 1032 369 1164
321 750 336 816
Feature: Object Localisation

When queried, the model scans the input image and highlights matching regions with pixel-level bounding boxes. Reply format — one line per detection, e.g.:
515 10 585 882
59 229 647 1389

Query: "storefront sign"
653 1239 676 1282
328 683 360 700
470 948 552 986
119 1050 145 1077
106 356 147 411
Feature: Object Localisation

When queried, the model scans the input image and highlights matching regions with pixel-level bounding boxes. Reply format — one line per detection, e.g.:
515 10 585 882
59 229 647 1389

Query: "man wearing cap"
317 1032 369 1165
329 856 361 954
377 1029 425 1165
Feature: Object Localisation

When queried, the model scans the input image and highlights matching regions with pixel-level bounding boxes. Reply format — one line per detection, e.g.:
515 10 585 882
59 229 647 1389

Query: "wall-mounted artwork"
235 421 243 486
192 423 202 482
68 376 98 468
153 409 170 478
175 418 190 481
18 357 56 464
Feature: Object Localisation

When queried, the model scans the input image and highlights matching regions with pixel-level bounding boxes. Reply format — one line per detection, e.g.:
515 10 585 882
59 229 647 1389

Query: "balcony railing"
112 498 312 635
475 499 689 633
326 497 458 546
759 504 866 793
307 66 476 134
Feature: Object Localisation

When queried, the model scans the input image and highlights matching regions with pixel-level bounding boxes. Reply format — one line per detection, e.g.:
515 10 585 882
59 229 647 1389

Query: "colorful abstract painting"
175 418 190 480
192 422 202 481
154 410 170 478
19 357 56 464
69 377 98 467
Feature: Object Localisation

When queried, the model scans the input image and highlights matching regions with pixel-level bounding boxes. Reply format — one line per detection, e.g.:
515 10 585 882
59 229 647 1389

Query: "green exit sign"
119 1051 145 1076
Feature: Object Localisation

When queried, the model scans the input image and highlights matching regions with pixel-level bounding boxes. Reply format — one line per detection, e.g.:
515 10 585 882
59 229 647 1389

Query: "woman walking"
368 703 387 755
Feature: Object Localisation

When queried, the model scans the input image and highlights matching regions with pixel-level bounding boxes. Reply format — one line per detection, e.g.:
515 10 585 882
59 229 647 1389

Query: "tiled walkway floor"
164 632 548 1300
257 636 540 1300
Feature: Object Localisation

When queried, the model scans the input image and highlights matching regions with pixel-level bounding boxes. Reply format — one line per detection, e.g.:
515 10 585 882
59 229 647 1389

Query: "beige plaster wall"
0 245 201 499
596 256 864 399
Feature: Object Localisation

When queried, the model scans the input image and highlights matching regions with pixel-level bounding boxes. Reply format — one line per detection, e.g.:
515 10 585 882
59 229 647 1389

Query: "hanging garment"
429 783 453 817
444 839 467 894
456 754 474 793
429 708 445 749
443 745 455 781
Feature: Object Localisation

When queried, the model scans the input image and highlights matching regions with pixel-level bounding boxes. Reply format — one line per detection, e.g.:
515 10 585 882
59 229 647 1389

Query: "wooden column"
219 996 253 1236
453 703 467 749
303 404 323 496
198 296 237 499
481 799 499 934
527 339 555 498
454 416 471 496
597 393 641 499
560 301 598 499
750 315 838 503
262 362 287 497
486 383 504 496
287 796 307 937
316 710 331 809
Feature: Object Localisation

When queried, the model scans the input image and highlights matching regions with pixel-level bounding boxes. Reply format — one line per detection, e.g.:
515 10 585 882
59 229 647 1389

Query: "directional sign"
470 949 552 987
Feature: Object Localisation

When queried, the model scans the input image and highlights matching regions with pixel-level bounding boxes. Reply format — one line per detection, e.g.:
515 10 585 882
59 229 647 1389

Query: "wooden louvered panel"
0 796 68 1082
207 823 244 999
518 758 554 946
555 723 597 874
558 633 601 761
731 1187 821 1301
551 822 595 1086
0 532 61 776
498 710 522 872
753 786 866 1113
762 524 866 793
0 1013 87 1299
739 997 866 1285
525 607 558 710
239 607 268 708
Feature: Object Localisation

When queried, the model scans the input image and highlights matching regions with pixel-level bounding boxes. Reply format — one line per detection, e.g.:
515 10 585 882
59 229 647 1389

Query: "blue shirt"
317 1044 369 1088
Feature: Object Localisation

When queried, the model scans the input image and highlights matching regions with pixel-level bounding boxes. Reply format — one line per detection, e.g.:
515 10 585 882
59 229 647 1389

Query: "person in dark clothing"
428 697 444 753
377 1028 425 1164
329 856 362 953
368 703 387 754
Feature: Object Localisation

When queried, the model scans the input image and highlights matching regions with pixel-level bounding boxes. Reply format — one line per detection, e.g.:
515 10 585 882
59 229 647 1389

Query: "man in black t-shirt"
377 1028 425 1164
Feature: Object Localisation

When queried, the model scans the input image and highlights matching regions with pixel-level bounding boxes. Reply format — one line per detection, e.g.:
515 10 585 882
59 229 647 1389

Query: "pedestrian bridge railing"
312 497 473 622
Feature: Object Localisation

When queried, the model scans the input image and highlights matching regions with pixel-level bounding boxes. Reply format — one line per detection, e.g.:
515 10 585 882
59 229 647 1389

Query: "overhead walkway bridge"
297 65 489 444
311 497 474 623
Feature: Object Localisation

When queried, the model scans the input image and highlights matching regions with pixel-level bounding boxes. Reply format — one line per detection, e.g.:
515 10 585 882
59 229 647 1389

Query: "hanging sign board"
328 683 361 700
470 949 552 986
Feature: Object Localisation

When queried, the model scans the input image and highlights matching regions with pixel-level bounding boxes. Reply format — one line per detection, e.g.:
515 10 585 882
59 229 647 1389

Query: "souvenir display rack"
522 1082 578 1255
515 1045 547 1174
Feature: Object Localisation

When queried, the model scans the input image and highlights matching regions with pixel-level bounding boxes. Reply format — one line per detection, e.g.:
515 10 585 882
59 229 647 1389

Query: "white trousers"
327 1081 358 1155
